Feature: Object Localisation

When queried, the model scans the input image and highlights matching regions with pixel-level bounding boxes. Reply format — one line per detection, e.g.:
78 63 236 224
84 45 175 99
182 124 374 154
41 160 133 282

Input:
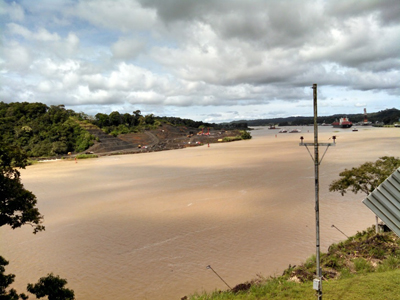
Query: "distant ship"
268 124 279 129
332 117 352 128
361 108 372 126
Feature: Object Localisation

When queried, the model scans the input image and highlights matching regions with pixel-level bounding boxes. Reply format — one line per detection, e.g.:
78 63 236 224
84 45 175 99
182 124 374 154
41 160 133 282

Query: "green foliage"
1 102 250 155
93 110 162 136
0 140 74 300
353 258 374 273
74 130 95 153
0 139 44 233
338 268 353 279
377 256 400 272
75 154 98 159
188 229 400 300
240 130 252 140
222 136 242 142
158 116 248 130
322 254 342 269
329 156 400 196
222 131 252 142
188 270 400 299
0 102 96 157
27 273 74 300
0 256 28 300
0 141 43 299
304 255 316 269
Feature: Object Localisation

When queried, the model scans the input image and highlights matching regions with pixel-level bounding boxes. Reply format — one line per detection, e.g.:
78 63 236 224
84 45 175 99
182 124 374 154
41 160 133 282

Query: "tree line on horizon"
240 108 400 126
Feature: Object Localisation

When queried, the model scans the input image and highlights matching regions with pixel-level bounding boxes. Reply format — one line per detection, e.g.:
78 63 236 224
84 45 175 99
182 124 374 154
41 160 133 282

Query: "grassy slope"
190 270 400 300
187 227 400 300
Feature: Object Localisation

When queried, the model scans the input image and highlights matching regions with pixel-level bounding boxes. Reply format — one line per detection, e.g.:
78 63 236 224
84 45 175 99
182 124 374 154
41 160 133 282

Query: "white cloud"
2 41 31 71
0 0 399 122
355 103 367 108
7 23 61 41
31 58 81 78
0 0 25 21
127 91 166 104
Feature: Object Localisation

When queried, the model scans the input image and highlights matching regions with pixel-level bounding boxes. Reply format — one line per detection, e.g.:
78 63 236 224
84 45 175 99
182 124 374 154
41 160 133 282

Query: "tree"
240 130 252 140
94 113 109 127
0 140 44 233
143 114 155 125
0 256 28 300
132 110 142 126
329 156 400 232
122 113 133 126
329 156 400 196
108 111 122 127
0 139 44 299
0 140 75 299
0 102 95 157
27 273 74 300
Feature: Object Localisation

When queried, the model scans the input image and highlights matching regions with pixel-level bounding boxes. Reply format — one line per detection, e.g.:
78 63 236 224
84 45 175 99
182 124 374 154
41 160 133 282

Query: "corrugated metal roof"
362 168 400 237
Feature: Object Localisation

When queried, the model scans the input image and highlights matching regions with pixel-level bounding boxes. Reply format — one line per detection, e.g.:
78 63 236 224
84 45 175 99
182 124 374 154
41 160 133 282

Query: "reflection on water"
1 127 398 299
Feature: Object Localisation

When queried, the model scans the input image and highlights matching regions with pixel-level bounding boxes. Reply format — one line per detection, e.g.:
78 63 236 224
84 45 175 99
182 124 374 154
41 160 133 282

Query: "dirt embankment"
84 123 243 155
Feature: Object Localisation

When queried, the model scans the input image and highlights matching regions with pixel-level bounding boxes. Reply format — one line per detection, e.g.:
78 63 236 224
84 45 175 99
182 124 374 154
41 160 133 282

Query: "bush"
223 136 242 142
240 130 252 139
377 256 400 272
353 258 374 273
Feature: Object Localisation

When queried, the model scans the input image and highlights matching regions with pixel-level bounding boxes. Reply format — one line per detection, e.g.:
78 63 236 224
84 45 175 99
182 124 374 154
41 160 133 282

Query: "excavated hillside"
78 122 138 154
78 121 243 155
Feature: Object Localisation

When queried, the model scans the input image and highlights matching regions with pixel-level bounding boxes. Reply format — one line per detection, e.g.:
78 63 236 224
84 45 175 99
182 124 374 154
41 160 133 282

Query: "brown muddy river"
1 126 399 299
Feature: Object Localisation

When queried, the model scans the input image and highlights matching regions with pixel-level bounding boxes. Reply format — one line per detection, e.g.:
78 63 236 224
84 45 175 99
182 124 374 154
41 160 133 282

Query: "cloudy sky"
1 0 399 122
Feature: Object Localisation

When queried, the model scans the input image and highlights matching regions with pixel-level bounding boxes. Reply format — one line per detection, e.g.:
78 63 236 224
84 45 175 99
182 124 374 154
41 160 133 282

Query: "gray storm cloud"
1 0 399 121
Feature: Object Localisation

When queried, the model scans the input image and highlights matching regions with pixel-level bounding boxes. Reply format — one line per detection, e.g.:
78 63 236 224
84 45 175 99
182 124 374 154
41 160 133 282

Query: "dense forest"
0 102 95 157
93 110 159 136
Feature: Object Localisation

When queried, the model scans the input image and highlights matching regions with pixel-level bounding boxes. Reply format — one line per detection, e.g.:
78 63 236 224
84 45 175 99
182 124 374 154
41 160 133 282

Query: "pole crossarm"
299 142 335 164
299 143 335 146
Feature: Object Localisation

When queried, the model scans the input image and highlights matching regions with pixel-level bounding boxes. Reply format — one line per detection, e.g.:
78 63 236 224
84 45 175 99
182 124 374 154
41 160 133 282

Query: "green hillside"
0 102 96 157
187 226 400 300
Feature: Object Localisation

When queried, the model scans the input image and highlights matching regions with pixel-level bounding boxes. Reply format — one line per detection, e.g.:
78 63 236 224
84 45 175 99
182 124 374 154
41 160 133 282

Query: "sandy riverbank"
1 126 399 299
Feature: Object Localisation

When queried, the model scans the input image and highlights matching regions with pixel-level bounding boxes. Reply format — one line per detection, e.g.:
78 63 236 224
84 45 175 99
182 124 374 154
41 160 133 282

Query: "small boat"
352 127 358 132
279 129 287 133
289 128 301 133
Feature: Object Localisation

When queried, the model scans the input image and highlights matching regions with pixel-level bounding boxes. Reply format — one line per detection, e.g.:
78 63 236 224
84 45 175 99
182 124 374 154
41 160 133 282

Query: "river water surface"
1 126 399 299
